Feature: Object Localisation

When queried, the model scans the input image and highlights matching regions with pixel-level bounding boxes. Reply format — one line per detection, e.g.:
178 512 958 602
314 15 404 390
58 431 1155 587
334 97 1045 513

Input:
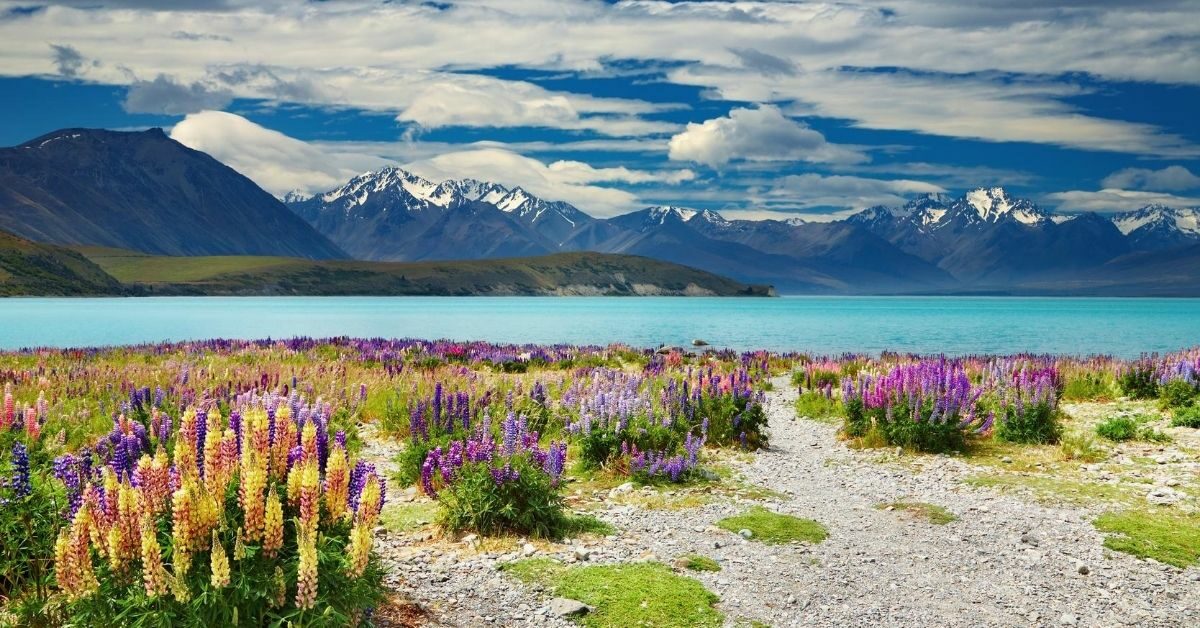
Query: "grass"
80 248 772 297
716 506 828 544
1095 414 1172 444
379 500 440 533
964 473 1132 507
680 554 721 572
793 391 843 424
1094 510 1200 568
1171 406 1200 428
563 514 617 537
1057 431 1109 463
875 501 958 525
500 560 723 627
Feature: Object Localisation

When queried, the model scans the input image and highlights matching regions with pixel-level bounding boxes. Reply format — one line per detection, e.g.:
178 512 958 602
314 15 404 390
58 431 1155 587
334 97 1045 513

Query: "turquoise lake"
0 296 1196 357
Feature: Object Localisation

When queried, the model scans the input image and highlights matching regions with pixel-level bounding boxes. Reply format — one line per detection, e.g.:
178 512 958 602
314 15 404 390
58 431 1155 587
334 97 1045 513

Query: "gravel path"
371 376 1200 627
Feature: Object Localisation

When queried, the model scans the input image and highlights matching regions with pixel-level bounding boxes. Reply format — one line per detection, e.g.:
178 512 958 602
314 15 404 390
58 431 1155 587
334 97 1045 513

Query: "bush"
1 442 62 622
1172 406 1200 428
794 391 842 423
50 406 387 626
420 413 568 538
1058 431 1107 463
841 362 990 453
1061 373 1113 401
1096 417 1138 441
994 368 1062 444
1118 363 1158 399
1159 379 1198 409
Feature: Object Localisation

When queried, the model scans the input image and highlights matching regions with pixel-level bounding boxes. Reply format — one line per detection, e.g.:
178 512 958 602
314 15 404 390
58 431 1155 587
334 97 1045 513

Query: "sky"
1 0 1198 220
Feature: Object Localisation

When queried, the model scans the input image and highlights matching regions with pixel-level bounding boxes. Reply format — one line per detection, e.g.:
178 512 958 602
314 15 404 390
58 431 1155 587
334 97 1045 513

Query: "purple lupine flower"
9 442 31 500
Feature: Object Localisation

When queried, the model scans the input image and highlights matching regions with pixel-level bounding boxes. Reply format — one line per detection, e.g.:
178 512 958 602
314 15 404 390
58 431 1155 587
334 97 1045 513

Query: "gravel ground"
368 377 1200 627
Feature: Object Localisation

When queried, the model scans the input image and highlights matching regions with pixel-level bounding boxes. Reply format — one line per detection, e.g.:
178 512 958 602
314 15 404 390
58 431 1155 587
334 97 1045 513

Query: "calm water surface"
0 296 1196 357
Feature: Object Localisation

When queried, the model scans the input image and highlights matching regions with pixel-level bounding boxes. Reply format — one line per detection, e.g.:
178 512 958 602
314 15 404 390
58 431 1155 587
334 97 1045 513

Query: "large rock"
549 597 591 617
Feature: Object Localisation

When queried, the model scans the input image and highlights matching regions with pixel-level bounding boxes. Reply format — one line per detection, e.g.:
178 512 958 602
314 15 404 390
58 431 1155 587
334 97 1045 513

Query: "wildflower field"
0 338 1198 626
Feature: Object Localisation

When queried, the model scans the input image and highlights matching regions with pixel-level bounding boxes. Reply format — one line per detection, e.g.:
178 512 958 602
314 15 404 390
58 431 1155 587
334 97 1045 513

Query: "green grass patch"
563 513 616 537
1094 510 1200 568
964 473 1131 507
794 391 842 424
680 554 721 572
1171 405 1200 428
379 500 440 533
501 560 722 627
876 501 958 525
716 506 828 544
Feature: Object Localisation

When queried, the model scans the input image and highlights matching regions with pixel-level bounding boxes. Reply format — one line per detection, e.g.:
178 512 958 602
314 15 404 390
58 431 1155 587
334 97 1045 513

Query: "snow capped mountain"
1111 205 1200 236
1110 205 1200 250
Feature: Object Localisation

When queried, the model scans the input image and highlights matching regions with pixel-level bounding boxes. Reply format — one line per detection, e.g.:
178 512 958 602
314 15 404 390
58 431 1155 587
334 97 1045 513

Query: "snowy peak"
1112 205 1200 237
645 205 698 223
960 187 1049 226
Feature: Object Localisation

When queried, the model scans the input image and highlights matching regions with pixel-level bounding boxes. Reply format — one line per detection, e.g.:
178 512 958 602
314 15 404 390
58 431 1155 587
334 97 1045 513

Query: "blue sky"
1 0 1198 219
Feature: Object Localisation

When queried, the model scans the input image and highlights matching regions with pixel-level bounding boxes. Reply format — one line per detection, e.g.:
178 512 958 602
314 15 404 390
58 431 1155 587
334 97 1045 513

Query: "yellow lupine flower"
323 443 350 522
140 521 170 598
346 518 372 578
262 486 284 558
210 531 230 589
294 528 318 610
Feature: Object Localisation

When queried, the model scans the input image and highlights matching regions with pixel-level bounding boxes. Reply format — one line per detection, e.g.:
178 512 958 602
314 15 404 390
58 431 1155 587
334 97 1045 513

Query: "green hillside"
0 232 125 296
79 248 774 297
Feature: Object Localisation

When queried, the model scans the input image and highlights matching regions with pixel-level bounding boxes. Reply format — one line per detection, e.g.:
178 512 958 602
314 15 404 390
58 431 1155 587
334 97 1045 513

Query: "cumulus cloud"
668 105 866 168
405 148 690 217
168 111 672 214
1101 165 1200 192
760 173 946 211
123 75 233 115
169 110 387 195
1045 188 1200 213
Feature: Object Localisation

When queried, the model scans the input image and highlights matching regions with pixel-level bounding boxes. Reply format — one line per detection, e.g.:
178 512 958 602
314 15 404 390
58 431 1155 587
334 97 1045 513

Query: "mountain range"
2 127 1199 296
286 166 1200 294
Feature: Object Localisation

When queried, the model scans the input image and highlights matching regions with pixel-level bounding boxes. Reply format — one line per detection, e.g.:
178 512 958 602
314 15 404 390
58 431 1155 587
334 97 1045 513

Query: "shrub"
1096 417 1138 441
1 441 63 621
841 361 991 453
420 413 568 538
50 406 387 626
1057 431 1107 463
794 390 842 423
1171 406 1200 428
1158 379 1197 409
1118 362 1158 399
1061 372 1113 401
994 367 1062 444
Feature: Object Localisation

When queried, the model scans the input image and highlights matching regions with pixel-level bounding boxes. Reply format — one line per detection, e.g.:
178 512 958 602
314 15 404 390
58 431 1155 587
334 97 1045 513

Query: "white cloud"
404 148 690 217
667 67 1198 156
668 105 866 168
760 173 946 211
168 112 682 214
169 110 388 195
1101 165 1200 192
2 0 1196 150
1046 188 1200 213
123 74 233 115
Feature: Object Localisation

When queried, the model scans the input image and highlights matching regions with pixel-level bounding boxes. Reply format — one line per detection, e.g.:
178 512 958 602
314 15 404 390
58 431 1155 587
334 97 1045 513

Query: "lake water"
0 296 1196 357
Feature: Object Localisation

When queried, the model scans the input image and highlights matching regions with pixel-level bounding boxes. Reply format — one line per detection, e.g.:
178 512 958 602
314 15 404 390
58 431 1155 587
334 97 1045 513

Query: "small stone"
610 482 635 496
1001 456 1013 464
1077 563 1090 575
522 543 537 557
549 598 590 618
739 529 754 539
573 546 591 562
1060 612 1078 625
713 540 723 549
1020 533 1039 547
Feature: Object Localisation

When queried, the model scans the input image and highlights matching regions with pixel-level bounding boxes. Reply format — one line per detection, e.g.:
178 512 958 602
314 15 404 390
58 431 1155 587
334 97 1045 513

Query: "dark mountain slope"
0 128 345 259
